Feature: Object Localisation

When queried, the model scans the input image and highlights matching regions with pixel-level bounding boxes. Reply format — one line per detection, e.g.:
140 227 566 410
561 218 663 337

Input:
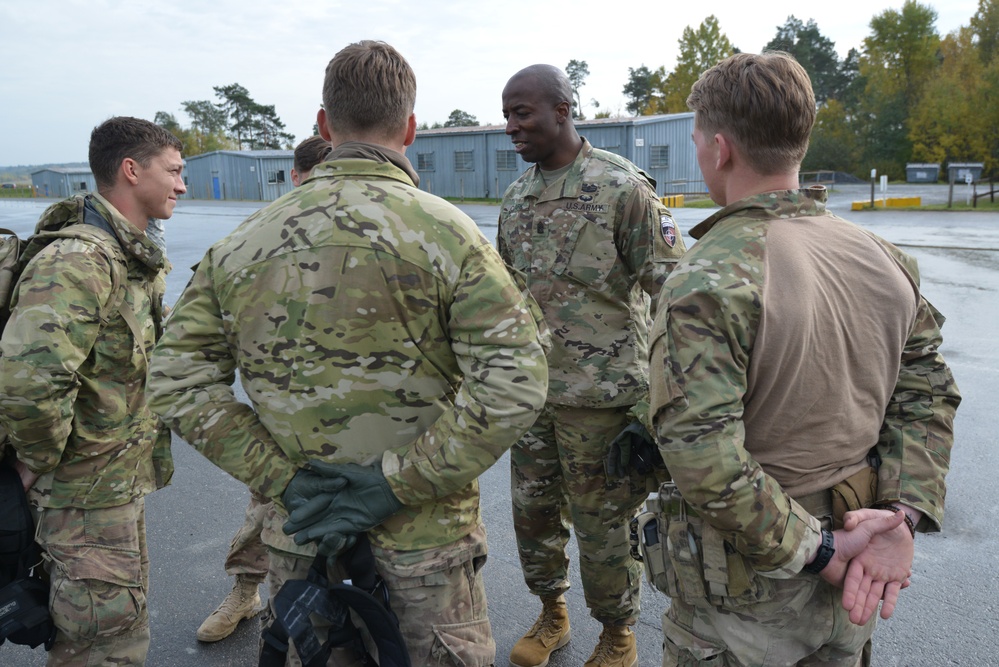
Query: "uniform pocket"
429 618 496 666
662 614 726 666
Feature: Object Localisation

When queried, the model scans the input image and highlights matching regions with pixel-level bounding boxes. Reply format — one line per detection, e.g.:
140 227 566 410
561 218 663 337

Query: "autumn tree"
565 59 590 119
649 16 737 114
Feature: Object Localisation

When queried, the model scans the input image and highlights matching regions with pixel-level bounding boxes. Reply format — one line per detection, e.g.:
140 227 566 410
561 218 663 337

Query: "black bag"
0 463 55 650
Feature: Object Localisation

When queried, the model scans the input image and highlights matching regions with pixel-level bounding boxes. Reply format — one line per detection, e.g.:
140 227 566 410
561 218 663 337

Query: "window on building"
651 145 670 168
78 181 87 191
267 170 286 184
454 151 474 171
496 150 518 171
417 152 435 171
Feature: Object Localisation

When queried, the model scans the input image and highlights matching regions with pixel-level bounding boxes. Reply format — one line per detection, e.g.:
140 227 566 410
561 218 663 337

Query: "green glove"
281 463 349 514
605 421 662 478
282 461 404 556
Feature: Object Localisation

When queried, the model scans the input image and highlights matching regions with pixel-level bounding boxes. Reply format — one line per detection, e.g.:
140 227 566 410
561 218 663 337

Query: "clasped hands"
819 507 916 626
281 460 403 562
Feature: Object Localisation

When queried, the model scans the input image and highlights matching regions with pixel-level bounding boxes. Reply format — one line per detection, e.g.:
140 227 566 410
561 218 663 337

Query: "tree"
764 17 848 105
971 0 999 64
212 83 294 150
565 59 590 119
443 109 479 127
622 65 656 115
803 99 861 173
649 16 737 114
856 0 941 176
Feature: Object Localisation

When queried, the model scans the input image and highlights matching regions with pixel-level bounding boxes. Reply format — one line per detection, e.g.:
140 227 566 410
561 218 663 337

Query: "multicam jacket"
497 139 686 408
649 188 960 577
147 144 549 553
0 193 171 508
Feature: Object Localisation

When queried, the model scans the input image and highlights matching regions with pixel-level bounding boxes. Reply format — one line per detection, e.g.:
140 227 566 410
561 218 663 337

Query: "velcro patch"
660 214 676 247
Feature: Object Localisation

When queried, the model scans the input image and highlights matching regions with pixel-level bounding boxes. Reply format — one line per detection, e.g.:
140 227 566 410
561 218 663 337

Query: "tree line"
156 83 295 157
620 0 999 180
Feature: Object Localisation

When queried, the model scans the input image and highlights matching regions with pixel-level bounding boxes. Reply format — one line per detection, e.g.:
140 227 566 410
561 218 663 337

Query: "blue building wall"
410 113 703 199
30 168 97 199
183 150 295 201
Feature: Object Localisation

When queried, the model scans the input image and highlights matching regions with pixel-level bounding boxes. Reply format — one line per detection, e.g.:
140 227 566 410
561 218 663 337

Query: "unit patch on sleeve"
660 214 677 247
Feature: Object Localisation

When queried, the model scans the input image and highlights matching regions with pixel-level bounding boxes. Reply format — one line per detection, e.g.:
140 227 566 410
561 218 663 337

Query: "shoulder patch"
660 214 677 248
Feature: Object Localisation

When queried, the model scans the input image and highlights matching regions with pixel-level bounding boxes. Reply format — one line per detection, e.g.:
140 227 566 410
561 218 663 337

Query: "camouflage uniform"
648 189 960 665
0 193 171 666
224 491 270 581
497 139 685 625
147 142 549 666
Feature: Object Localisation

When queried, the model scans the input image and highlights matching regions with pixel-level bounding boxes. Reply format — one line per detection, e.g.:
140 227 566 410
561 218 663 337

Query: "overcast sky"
0 0 979 166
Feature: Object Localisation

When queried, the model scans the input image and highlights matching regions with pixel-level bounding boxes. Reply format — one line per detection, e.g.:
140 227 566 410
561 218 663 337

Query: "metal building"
409 112 703 199
182 150 295 201
31 167 97 199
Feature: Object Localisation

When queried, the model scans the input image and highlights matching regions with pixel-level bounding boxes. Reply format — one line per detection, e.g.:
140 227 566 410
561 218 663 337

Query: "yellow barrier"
660 195 685 208
851 196 921 211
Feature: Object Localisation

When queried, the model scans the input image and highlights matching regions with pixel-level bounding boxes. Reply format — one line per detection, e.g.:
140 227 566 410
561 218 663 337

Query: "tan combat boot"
509 595 571 667
196 574 264 642
583 624 637 667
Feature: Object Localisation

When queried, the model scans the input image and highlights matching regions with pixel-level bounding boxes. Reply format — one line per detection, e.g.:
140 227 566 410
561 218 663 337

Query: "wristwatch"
803 529 835 574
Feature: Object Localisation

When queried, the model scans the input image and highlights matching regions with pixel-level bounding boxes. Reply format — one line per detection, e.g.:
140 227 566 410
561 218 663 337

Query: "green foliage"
764 16 850 104
443 109 479 127
648 16 737 114
971 0 999 64
803 99 861 173
622 65 655 115
565 59 590 119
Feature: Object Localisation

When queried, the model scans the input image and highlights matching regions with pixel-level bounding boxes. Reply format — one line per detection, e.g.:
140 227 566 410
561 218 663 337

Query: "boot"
509 595 571 667
583 624 637 667
196 574 264 642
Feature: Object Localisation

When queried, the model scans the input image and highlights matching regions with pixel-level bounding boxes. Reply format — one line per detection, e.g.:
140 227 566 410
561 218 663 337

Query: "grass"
0 187 37 199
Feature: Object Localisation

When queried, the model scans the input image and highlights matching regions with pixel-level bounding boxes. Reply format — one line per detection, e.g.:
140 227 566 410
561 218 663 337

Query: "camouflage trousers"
223 490 270 582
260 523 495 667
662 574 877 667
35 498 150 667
511 403 647 625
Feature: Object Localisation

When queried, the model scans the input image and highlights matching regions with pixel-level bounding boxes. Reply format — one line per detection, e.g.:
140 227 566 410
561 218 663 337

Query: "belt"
793 488 833 520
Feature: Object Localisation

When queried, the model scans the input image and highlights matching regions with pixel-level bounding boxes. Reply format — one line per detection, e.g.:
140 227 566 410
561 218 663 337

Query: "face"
502 75 565 169
692 124 724 206
133 147 186 221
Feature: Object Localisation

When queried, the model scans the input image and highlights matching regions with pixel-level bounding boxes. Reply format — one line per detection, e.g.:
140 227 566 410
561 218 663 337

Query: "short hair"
508 64 573 108
89 116 183 190
687 52 816 175
293 135 332 173
322 40 416 137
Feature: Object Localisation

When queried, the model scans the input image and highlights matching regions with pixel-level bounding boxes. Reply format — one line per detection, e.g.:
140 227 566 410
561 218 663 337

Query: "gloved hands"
605 421 664 478
282 461 404 558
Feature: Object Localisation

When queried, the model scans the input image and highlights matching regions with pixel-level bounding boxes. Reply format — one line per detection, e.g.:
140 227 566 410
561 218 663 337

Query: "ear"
291 168 302 187
121 158 141 186
317 108 332 141
714 133 733 171
554 101 571 124
403 113 417 147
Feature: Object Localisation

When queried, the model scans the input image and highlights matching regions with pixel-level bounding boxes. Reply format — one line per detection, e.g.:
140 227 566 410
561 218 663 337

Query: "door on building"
212 176 221 200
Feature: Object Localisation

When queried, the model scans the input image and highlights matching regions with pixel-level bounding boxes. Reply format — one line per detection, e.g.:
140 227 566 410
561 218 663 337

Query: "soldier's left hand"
605 421 662 478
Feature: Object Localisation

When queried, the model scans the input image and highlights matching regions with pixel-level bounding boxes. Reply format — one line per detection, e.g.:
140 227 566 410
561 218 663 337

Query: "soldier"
648 52 961 665
0 116 182 665
497 64 686 667
196 134 331 644
146 40 548 666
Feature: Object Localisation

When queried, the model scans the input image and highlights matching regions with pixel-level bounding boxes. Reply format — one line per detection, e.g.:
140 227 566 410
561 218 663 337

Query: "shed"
409 113 703 199
182 150 295 201
31 167 96 198
905 163 940 183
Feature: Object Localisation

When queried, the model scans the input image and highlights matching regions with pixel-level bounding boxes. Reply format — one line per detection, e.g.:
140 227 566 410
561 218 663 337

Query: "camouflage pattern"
262 525 494 667
224 490 270 581
497 138 686 408
661 574 875 666
649 188 959 578
37 499 151 666
146 144 549 558
511 404 648 624
0 192 170 509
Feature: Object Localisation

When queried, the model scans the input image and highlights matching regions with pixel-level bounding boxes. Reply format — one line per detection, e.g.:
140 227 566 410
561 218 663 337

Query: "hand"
14 459 39 492
281 463 349 514
282 461 403 556
840 508 915 625
605 421 661 478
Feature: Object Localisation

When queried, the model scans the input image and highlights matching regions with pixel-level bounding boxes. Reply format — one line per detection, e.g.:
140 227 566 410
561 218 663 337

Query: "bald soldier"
148 41 548 666
498 63 686 667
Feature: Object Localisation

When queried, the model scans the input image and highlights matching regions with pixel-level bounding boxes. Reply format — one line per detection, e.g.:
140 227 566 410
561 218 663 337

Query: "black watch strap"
803 529 835 574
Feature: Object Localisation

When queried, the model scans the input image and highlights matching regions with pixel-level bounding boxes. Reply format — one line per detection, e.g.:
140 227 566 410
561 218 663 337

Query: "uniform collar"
690 186 830 240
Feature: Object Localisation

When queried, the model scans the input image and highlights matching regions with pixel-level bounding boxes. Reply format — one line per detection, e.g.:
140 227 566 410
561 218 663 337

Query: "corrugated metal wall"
409 113 705 199
183 151 295 201
30 169 96 198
